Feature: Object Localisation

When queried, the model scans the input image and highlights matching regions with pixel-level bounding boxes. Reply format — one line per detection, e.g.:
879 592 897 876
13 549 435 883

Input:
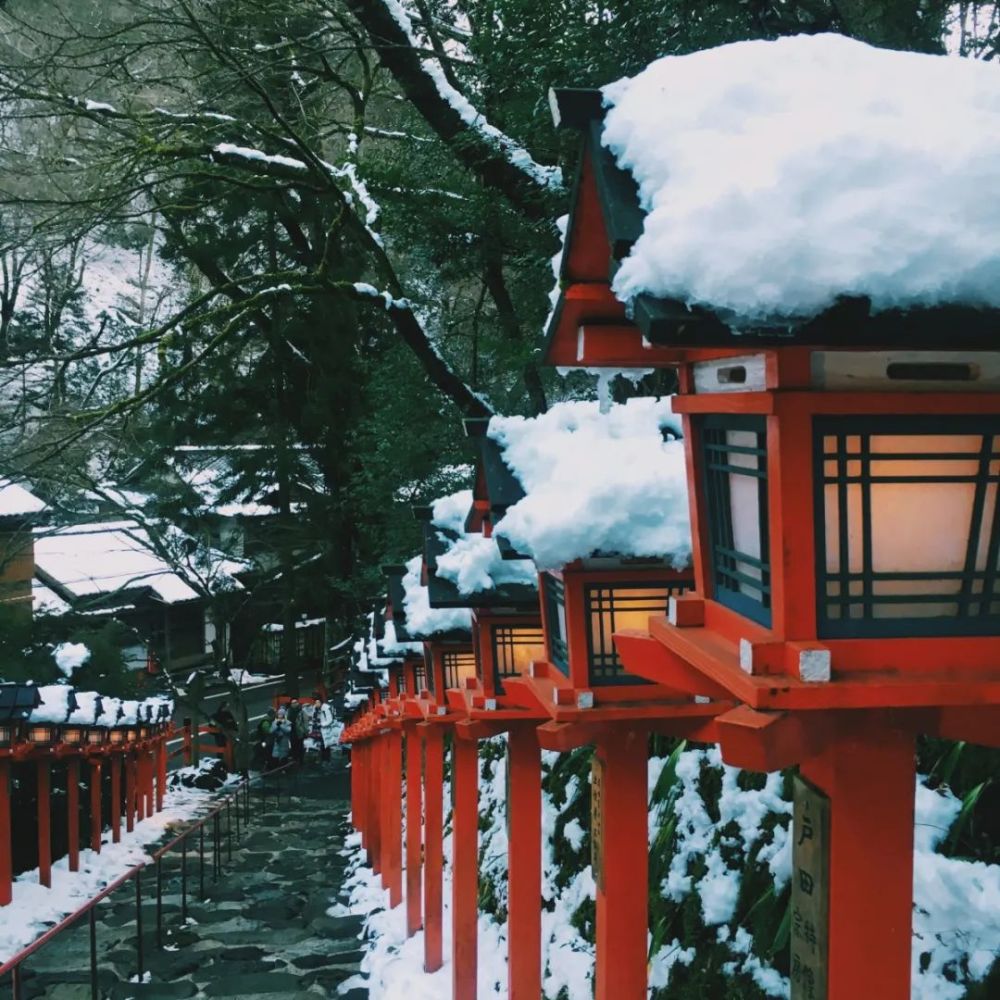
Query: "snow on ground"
338 740 1000 999
227 668 283 687
0 767 235 963
52 641 90 677
488 398 689 571
602 33 1000 324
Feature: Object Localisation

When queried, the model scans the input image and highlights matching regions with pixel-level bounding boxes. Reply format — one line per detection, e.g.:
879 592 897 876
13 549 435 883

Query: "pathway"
16 759 367 1000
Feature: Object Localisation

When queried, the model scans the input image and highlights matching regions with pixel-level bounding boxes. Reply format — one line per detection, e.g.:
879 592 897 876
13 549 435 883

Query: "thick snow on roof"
34 521 200 604
401 555 472 638
488 398 689 570
429 491 537 596
601 34 1000 324
0 480 46 518
32 580 71 616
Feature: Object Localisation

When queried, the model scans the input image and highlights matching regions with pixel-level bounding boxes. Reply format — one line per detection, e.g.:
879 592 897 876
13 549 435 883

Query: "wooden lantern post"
546 85 1000 1000
383 559 480 981
506 560 721 1000
0 685 37 906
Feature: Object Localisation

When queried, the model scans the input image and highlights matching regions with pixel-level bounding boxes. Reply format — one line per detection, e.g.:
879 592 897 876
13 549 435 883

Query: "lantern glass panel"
87 729 105 746
414 663 427 692
442 651 477 690
585 582 692 685
817 417 1000 636
542 574 570 675
62 727 84 745
702 417 772 625
491 625 546 694
0 724 13 746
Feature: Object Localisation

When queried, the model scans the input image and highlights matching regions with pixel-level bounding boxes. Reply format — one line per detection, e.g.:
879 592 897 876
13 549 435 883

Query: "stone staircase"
15 760 368 999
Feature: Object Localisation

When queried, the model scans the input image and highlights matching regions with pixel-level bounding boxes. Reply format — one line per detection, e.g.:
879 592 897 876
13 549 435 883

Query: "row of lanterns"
340 77 1000 1000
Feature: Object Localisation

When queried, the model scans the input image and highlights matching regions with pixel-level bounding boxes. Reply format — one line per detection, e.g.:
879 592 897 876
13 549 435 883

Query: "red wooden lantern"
547 76 1000 1000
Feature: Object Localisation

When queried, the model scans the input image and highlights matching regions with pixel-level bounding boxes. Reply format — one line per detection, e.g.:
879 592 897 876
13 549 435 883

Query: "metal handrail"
0 762 298 999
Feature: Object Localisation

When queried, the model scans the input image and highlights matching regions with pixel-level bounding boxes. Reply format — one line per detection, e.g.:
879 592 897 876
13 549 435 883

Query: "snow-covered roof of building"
32 580 71 616
604 34 1000 325
0 480 47 520
169 446 319 518
486 397 690 571
34 520 203 605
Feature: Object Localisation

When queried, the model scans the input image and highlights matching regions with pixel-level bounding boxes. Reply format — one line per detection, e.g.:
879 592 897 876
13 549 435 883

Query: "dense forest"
2 1 996 652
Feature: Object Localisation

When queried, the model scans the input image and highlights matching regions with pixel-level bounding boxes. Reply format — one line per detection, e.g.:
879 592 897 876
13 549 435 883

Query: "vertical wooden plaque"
591 754 605 890
791 774 830 1000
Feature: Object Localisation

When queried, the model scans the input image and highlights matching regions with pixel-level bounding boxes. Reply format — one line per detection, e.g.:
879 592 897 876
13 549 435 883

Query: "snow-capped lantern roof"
486 398 690 572
548 34 1000 356
416 489 538 609
385 556 472 641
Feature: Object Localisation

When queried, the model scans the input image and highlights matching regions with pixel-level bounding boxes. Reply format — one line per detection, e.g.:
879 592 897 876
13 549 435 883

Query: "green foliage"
920 736 1000 864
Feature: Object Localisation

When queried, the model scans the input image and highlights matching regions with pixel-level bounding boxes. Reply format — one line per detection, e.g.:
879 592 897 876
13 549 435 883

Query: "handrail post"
110 754 122 844
89 906 98 1000
89 758 103 854
182 718 192 766
135 868 144 980
125 752 136 833
67 757 80 872
226 800 233 863
37 759 52 889
156 856 163 949
11 961 21 1000
155 737 166 813
199 823 205 900
181 834 188 922
0 759 12 906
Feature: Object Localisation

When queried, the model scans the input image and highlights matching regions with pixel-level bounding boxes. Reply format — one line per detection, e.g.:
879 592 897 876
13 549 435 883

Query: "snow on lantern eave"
596 33 1000 330
485 397 691 573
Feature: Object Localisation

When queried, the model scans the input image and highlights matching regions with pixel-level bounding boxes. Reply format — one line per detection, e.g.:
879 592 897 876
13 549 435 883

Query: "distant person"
287 698 307 764
253 708 275 770
211 701 237 747
314 698 337 762
269 707 292 769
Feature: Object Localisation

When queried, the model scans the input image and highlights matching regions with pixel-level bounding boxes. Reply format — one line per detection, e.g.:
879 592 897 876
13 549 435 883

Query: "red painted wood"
0 759 11 906
37 760 51 889
507 726 541 1000
564 151 611 283
768 398 818 640
451 736 479 1000
386 730 403 908
110 755 121 843
90 759 103 853
801 722 915 1000
351 743 364 847
66 758 80 872
370 738 382 875
595 731 648 1000
125 753 135 834
136 752 146 823
156 739 167 812
405 725 423 936
423 726 444 973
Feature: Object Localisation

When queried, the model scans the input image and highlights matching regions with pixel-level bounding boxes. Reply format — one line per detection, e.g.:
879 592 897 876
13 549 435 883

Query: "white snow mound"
602 33 1000 323
489 398 689 570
